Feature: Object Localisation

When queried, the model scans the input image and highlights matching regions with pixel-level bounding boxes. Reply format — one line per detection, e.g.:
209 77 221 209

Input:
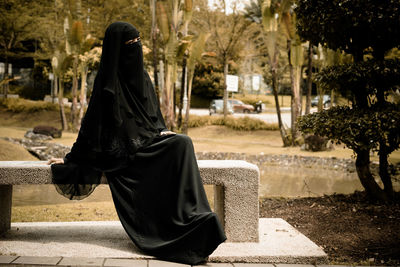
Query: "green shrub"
187 115 211 128
190 95 212 108
223 116 278 131
188 115 278 131
0 98 58 113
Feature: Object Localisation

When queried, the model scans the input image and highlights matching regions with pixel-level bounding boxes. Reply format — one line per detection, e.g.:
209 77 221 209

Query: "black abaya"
51 21 226 265
106 134 226 264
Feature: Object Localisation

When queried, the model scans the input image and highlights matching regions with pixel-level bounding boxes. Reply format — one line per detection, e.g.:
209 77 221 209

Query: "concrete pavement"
0 219 326 266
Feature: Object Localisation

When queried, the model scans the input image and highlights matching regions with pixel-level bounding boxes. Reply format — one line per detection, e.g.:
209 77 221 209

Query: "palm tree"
156 0 193 130
181 33 209 134
244 0 291 146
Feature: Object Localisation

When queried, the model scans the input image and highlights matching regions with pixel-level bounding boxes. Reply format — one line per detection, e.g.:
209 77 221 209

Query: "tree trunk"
71 56 79 132
379 142 394 199
291 66 301 145
182 69 194 135
177 57 187 129
271 43 290 147
151 0 160 101
272 70 290 147
78 66 88 129
53 75 58 104
2 54 9 98
162 62 175 130
355 149 389 202
223 60 228 119
287 39 300 145
58 78 68 131
305 42 313 115
173 82 176 119
317 84 323 112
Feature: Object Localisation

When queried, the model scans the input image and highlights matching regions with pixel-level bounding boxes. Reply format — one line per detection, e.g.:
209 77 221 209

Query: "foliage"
196 0 251 118
316 59 400 102
303 134 331 152
298 105 400 154
243 0 298 147
0 98 58 113
296 0 400 59
296 0 400 200
188 115 279 131
0 0 36 59
192 63 224 99
200 1 250 65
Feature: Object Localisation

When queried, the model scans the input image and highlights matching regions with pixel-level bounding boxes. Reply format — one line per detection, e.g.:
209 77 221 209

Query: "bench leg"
0 185 12 235
214 185 225 229
223 185 259 242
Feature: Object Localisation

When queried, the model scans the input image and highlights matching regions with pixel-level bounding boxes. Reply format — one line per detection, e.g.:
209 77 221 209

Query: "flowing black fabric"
51 21 226 264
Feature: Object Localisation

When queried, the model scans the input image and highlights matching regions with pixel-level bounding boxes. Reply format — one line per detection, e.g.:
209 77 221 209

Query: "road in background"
187 108 292 127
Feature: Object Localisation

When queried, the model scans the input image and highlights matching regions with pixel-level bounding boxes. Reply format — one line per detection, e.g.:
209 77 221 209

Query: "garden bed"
260 192 400 266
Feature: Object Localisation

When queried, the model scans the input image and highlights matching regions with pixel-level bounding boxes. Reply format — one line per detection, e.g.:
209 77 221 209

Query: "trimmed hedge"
0 98 58 113
188 115 279 131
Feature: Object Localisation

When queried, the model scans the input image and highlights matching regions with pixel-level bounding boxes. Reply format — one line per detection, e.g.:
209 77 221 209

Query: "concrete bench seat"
0 160 259 243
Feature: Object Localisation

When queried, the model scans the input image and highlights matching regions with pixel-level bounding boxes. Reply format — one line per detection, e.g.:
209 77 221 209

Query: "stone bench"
0 160 259 243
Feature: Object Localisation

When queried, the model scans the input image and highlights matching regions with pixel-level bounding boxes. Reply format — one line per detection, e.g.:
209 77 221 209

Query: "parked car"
228 99 255 113
311 95 331 108
209 99 234 115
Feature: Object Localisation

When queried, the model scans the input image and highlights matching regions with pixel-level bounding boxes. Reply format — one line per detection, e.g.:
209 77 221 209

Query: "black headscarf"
72 22 166 170
52 22 167 199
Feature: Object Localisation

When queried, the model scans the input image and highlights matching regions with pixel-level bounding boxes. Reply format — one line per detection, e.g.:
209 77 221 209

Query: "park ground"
0 106 399 266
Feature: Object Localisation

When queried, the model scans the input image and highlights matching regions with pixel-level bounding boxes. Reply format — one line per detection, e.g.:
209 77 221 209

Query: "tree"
34 0 66 103
244 0 291 146
77 46 101 125
304 41 313 115
203 0 250 119
53 50 72 130
156 0 193 130
279 0 304 145
191 63 224 99
0 0 36 98
297 0 400 201
181 33 209 134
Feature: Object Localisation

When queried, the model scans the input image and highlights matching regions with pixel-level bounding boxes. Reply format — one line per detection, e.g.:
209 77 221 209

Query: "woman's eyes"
126 41 141 48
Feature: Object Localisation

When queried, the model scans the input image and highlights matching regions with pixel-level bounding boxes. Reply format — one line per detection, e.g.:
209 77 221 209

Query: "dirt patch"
0 108 62 128
0 139 38 161
260 192 400 266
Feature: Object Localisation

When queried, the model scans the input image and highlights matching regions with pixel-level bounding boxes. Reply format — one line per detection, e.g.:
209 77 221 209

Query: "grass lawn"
1 123 399 163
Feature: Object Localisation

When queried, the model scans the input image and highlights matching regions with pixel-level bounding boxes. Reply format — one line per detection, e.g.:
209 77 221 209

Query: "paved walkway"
0 257 357 267
0 257 352 267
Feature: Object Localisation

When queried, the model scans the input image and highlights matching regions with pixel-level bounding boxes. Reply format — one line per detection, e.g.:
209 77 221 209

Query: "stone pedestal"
0 185 12 235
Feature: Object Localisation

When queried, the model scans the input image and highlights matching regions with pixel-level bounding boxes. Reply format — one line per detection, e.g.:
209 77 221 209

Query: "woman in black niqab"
49 22 226 265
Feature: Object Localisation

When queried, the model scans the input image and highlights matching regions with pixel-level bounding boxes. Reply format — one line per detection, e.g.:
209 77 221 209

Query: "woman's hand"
47 158 64 165
160 130 176 136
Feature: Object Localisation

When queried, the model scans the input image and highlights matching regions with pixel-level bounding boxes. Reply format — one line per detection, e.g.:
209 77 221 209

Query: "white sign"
0 62 12 75
226 75 239 92
252 75 261 91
